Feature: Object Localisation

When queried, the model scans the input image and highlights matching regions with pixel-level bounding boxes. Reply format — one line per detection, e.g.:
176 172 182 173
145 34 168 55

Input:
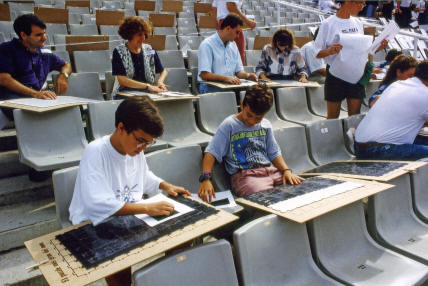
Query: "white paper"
375 72 386 80
269 182 363 212
191 190 237 209
369 21 400 55
329 33 373 84
159 91 191 97
134 193 194 227
274 80 321 87
120 90 162 99
6 96 98 108
419 127 428 136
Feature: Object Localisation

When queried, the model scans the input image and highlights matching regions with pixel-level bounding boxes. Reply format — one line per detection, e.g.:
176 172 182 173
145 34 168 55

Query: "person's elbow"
0 73 12 87
199 71 209 81
116 75 129 86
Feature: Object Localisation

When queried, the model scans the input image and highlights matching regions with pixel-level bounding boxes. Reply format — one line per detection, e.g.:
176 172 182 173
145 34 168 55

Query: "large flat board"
194 2 211 13
302 160 426 182
149 13 175 27
0 3 11 21
198 15 217 29
253 36 271 50
25 199 238 286
162 0 182 12
95 10 124 26
65 0 90 8
34 7 68 24
201 79 281 90
116 90 199 101
144 34 165 50
134 0 156 11
236 175 393 223
0 96 100 112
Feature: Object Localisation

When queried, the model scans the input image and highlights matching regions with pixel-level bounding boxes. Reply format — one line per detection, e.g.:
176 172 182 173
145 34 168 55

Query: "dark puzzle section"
305 161 406 177
243 177 344 207
56 197 219 269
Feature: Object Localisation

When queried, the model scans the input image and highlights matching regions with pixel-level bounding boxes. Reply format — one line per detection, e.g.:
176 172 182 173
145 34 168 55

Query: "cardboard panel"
0 3 11 21
295 36 312 48
95 10 124 26
65 35 109 52
134 0 156 11
144 34 166 50
194 2 211 13
149 13 175 27
65 0 90 8
34 7 68 24
198 15 217 29
253 36 272 50
162 0 183 12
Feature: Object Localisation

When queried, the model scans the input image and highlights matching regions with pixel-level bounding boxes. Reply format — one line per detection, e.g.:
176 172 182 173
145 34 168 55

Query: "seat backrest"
68 6 89 14
0 21 14 40
244 49 262 67
411 164 428 223
68 14 82 25
306 85 327 117
46 23 67 37
306 119 353 165
60 72 103 100
195 91 237 135
366 80 381 97
52 166 79 228
178 35 202 50
187 49 198 68
157 50 185 68
274 126 316 173
246 37 254 49
73 50 111 75
163 68 190 93
99 24 119 36
342 114 364 153
153 26 177 35
53 34 66 51
133 239 239 286
145 145 202 193
69 24 99 35
190 66 199 94
52 50 70 63
165 34 178 50
87 100 122 140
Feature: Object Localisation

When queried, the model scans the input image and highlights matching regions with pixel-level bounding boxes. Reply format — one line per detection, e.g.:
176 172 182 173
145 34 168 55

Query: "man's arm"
55 62 72 94
0 73 56 99
198 152 217 203
236 70 258 81
117 75 165 93
226 2 256 29
200 71 242 84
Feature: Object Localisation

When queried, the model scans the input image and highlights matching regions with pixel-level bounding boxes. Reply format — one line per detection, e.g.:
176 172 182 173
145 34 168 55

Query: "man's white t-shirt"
355 77 428 145
213 0 242 21
301 40 326 74
69 135 163 226
318 0 338 12
313 15 364 66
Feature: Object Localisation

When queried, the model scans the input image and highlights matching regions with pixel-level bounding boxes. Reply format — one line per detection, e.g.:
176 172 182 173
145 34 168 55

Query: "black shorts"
324 67 365 102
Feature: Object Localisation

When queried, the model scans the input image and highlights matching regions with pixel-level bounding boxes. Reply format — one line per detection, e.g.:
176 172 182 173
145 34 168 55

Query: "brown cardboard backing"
198 15 217 29
0 3 11 21
65 0 90 8
194 2 211 13
65 35 109 52
134 0 156 11
144 34 166 50
162 1 183 12
95 10 124 26
295 36 313 48
25 206 238 286
236 175 394 223
149 13 175 27
253 36 272 50
34 7 68 24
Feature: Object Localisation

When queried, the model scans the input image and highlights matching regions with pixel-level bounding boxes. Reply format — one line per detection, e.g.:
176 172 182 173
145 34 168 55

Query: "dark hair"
115 96 164 137
415 60 428 82
118 16 152 41
272 28 295 49
380 55 418 87
385 49 403 62
220 13 243 30
13 14 46 39
242 84 274 115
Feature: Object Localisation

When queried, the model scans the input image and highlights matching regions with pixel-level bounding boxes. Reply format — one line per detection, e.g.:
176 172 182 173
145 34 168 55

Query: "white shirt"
355 77 428 144
400 0 412 8
69 135 163 226
213 0 242 20
318 0 338 12
301 41 326 74
313 15 364 66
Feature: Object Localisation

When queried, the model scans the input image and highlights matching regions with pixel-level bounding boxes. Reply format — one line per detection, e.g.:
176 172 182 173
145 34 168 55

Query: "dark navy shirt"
0 38 65 96
112 47 164 83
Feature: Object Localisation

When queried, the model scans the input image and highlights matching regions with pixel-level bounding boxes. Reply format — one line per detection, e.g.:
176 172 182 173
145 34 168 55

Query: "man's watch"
199 172 212 182
60 72 69 79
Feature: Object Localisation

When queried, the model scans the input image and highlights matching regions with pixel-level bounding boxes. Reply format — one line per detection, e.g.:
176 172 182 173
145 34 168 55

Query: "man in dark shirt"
0 14 72 120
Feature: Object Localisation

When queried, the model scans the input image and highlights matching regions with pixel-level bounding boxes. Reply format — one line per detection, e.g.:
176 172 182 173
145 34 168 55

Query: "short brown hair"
115 96 164 137
415 60 428 82
380 55 418 87
220 13 243 30
242 84 274 115
272 28 295 49
118 16 152 41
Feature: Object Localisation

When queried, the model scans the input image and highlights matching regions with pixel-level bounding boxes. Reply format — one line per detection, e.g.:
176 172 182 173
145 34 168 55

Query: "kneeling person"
198 84 304 202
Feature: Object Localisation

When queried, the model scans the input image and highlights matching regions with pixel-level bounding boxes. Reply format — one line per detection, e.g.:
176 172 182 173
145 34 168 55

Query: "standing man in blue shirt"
0 14 72 120
197 13 257 94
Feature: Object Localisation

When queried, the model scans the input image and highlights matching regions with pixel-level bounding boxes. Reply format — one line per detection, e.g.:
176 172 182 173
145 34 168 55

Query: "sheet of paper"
134 193 194 227
159 91 191 97
191 190 237 209
375 72 386 80
329 33 372 84
269 181 363 212
368 21 400 55
6 96 98 108
121 90 162 99
419 127 428 136
274 80 321 87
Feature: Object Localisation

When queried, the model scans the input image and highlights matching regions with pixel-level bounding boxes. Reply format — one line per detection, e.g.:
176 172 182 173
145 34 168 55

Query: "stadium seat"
59 72 104 101
68 14 82 25
81 14 96 25
246 37 254 49
306 86 347 118
45 23 67 43
305 119 354 165
0 32 5 43
178 35 203 50
153 27 177 35
274 126 317 173
244 49 262 67
157 50 185 68
73 50 111 81
342 114 365 154
162 68 191 93
276 87 324 125
13 107 88 171
234 214 343 286
195 91 238 135
52 166 79 228
69 24 99 35
165 34 178 50
177 26 198 36
190 67 199 94
187 49 198 68
99 25 119 36
68 6 90 14
411 164 428 223
310 201 428 285
104 71 114 99
133 240 239 286
0 21 14 41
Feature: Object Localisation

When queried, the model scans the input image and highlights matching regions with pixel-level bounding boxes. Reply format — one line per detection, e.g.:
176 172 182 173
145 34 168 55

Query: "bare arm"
0 73 56 99
55 62 72 94
198 152 216 203
156 69 169 91
117 75 164 93
271 156 305 185
115 201 174 216
236 70 258 81
316 44 342 59
200 71 241 84
226 2 256 29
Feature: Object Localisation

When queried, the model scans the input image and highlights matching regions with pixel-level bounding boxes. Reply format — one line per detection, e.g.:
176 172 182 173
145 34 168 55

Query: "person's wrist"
59 72 69 80
282 168 292 174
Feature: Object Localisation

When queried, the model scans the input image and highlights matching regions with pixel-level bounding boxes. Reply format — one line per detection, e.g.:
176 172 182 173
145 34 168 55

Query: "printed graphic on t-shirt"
115 184 139 202
341 27 359 33
230 129 271 169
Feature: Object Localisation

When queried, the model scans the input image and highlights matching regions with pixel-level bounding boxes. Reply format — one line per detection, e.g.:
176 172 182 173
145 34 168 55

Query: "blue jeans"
355 136 428 160
198 83 223 94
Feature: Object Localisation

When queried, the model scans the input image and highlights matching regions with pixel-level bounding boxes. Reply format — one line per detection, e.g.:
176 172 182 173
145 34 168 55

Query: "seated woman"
369 55 418 107
256 28 308 83
112 16 168 97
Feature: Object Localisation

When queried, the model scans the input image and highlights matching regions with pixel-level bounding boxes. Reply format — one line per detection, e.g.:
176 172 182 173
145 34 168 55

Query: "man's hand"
247 19 256 30
147 84 165 93
377 39 388 52
165 185 191 197
198 180 216 203
144 201 175 216
55 74 68 95
247 73 258 81
298 75 308 83
328 44 343 55
282 170 305 185
156 82 169 92
224 76 241 85
35 90 56 100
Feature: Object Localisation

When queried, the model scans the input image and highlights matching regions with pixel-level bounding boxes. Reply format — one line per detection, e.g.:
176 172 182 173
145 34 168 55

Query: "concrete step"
0 151 29 179
0 175 53 207
0 128 17 152
0 198 60 252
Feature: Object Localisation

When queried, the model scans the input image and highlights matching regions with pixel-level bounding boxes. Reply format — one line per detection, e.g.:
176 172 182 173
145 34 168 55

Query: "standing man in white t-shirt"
354 60 428 160
211 0 256 65
69 96 191 286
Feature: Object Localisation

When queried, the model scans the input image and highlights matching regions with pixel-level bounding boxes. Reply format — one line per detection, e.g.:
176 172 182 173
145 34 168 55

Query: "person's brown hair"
242 84 274 115
380 55 418 87
115 96 164 137
271 28 295 49
415 60 428 82
118 16 152 41
220 13 243 30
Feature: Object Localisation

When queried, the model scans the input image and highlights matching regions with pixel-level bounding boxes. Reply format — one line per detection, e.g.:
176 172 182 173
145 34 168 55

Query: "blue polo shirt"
197 32 243 82
0 38 65 98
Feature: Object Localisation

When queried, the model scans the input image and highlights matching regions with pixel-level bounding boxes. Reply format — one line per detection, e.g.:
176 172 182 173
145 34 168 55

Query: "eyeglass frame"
131 131 156 148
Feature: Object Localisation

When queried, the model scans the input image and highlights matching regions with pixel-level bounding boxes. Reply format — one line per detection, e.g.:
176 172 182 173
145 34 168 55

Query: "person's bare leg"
105 267 131 286
326 101 341 119
346 98 362 116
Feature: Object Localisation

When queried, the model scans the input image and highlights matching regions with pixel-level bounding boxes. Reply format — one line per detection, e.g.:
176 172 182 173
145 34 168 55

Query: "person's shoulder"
0 39 15 52
290 46 301 53
217 115 237 131
83 136 109 157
